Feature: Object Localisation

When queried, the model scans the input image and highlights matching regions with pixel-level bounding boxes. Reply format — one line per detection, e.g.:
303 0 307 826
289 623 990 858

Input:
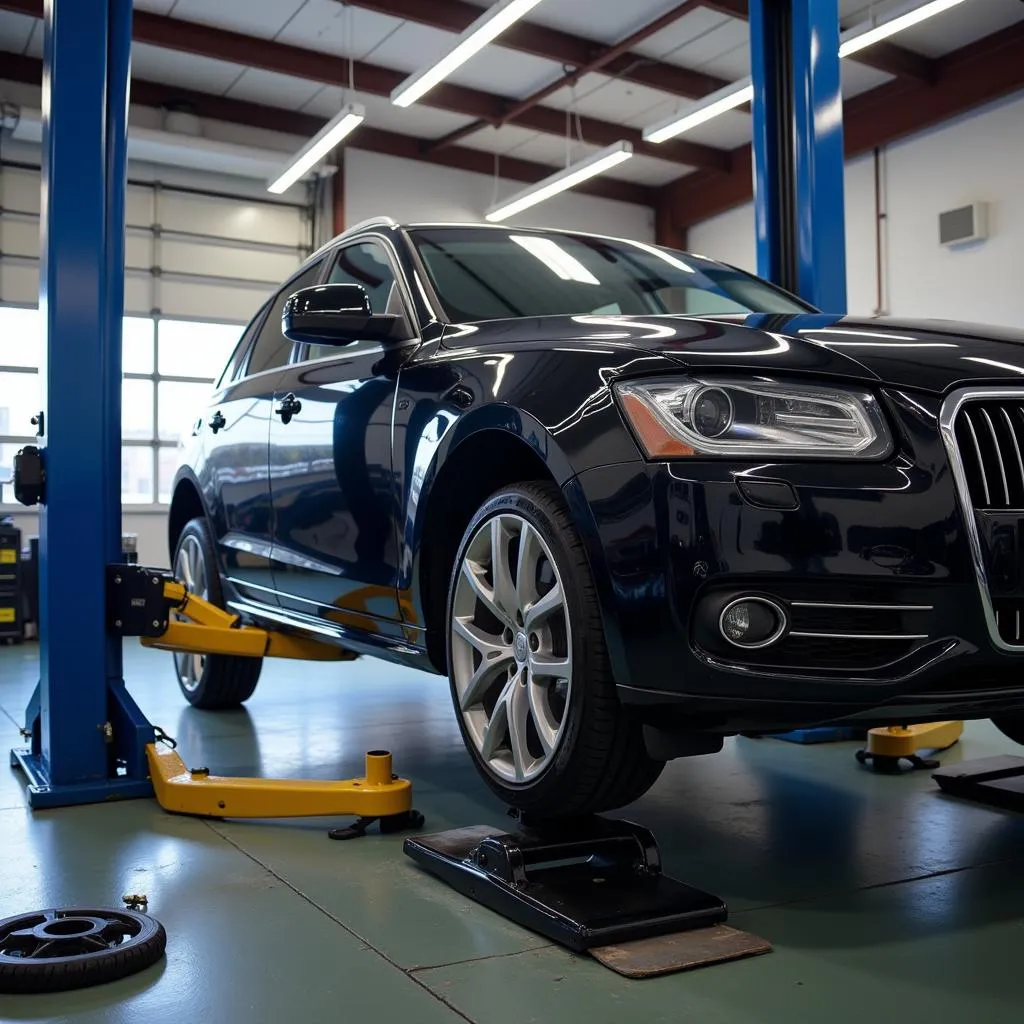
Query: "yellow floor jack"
109 565 423 839
855 721 964 773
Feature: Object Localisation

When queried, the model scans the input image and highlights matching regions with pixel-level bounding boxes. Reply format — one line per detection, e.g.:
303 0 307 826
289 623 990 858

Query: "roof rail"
309 216 400 261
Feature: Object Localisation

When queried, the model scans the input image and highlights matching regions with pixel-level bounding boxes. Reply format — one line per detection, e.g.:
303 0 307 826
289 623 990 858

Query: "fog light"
719 597 786 649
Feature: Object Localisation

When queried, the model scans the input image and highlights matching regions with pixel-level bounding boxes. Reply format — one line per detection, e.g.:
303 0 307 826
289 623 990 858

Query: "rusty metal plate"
590 924 772 979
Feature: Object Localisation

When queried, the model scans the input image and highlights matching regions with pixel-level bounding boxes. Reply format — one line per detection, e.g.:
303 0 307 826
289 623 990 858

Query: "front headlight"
614 377 892 459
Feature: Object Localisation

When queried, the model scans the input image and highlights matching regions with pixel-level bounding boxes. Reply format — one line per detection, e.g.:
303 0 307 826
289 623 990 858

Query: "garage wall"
688 91 1024 326
0 143 314 317
0 141 316 567
344 148 655 241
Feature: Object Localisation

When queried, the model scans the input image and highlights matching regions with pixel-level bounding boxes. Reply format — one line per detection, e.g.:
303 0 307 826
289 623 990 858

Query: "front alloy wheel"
446 482 663 816
451 513 572 784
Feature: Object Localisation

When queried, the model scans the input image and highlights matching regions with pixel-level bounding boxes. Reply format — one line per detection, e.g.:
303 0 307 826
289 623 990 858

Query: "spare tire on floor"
0 907 166 994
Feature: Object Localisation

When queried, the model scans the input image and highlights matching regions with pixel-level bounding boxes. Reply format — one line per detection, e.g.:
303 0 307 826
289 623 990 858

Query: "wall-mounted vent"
939 202 988 247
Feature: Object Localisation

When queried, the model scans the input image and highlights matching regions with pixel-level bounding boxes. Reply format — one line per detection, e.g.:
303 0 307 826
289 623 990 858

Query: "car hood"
444 313 1024 394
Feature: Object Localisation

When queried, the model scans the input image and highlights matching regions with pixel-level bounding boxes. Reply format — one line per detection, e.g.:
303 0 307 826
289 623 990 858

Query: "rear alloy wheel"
171 518 261 709
447 482 663 817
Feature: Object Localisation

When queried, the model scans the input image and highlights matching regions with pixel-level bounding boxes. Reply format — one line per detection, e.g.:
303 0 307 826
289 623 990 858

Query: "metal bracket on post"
9 0 155 809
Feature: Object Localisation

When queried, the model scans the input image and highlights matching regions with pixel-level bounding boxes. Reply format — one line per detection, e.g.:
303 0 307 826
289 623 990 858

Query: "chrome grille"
954 400 1024 509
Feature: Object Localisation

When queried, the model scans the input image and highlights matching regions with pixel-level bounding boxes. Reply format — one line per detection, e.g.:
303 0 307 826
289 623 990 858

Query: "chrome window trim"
939 385 1024 652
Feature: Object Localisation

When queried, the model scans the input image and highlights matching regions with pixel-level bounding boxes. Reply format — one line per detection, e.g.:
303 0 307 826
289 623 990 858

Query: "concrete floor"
2 643 1024 1022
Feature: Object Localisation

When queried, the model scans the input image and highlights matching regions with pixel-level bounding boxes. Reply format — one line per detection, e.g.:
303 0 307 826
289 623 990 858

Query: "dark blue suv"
170 217 1024 814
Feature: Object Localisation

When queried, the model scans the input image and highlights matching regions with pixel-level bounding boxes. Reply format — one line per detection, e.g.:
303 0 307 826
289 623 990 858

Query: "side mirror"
281 283 402 346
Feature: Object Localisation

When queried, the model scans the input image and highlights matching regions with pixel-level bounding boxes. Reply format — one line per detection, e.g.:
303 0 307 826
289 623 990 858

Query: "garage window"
0 304 245 506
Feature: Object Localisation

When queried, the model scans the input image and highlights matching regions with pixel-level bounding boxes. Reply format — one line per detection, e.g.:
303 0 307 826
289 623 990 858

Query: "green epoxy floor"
2 642 1024 1022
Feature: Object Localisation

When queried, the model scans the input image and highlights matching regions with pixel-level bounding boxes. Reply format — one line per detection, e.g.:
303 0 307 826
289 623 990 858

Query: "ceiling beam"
426 0 714 155
0 0 729 172
341 0 732 100
0 51 654 208
661 20 1024 228
703 0 936 82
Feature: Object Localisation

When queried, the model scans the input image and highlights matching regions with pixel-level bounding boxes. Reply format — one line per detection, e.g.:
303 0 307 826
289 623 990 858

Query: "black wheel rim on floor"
0 907 166 994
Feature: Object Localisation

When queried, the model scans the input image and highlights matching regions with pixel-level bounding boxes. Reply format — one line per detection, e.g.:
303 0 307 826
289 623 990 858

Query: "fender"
395 401 578 595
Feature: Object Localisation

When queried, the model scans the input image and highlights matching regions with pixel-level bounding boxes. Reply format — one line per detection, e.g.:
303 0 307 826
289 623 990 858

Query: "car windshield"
410 227 811 323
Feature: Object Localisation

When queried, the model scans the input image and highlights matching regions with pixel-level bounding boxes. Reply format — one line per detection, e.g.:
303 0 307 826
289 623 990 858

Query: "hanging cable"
491 151 501 207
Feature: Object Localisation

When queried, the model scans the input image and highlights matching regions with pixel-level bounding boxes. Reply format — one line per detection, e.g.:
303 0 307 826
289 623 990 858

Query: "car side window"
215 302 269 389
304 240 401 361
244 257 325 377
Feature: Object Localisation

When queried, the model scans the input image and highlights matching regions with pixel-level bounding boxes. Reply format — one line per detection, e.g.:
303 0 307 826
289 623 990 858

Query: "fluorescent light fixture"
644 0 968 144
486 141 634 223
511 235 600 284
392 0 547 108
267 103 364 194
839 0 969 57
643 79 753 145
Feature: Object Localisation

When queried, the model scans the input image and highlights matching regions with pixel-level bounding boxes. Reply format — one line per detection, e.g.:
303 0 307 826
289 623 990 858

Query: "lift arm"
107 564 355 661
106 565 421 832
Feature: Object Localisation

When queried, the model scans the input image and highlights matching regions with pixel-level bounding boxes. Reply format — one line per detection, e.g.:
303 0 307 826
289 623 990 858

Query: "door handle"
208 410 226 434
275 393 302 425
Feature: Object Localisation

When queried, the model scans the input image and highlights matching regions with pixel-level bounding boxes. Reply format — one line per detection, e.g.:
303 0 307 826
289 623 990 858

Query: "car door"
268 238 408 635
203 256 326 605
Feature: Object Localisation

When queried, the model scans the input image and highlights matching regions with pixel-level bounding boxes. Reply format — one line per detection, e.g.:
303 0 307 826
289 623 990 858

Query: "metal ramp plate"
933 755 1024 811
590 924 772 978
404 817 730 955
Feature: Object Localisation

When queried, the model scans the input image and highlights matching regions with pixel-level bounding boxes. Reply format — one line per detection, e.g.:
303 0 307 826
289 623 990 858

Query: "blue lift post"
749 0 847 312
10 0 155 808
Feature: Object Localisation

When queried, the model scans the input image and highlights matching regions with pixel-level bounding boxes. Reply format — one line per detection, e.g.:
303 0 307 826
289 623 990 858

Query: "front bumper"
569 389 1024 732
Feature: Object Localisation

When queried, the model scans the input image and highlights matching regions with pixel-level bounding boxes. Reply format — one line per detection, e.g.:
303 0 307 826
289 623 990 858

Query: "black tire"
446 481 663 817
0 908 166 994
172 518 261 709
992 714 1024 747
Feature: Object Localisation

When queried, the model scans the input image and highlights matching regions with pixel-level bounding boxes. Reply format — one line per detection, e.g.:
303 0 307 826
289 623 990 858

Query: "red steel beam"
425 0 709 153
661 21 1024 228
427 0 715 155
704 0 935 82
341 0 732 100
0 51 654 208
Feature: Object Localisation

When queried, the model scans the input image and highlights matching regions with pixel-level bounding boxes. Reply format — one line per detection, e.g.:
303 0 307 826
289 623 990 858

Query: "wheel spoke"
457 646 514 712
452 615 506 659
480 681 513 760
529 651 572 679
178 549 194 590
515 523 542 611
2 929 41 956
506 677 532 781
490 518 519 624
524 582 563 631
193 552 206 599
526 676 559 755
461 560 514 631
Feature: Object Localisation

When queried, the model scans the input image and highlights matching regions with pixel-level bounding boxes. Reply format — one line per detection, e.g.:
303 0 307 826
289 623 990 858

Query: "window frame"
238 256 329 381
292 235 415 364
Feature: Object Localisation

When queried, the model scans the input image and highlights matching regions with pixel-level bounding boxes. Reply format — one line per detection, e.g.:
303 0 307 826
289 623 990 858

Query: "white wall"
344 148 655 241
688 91 1024 326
